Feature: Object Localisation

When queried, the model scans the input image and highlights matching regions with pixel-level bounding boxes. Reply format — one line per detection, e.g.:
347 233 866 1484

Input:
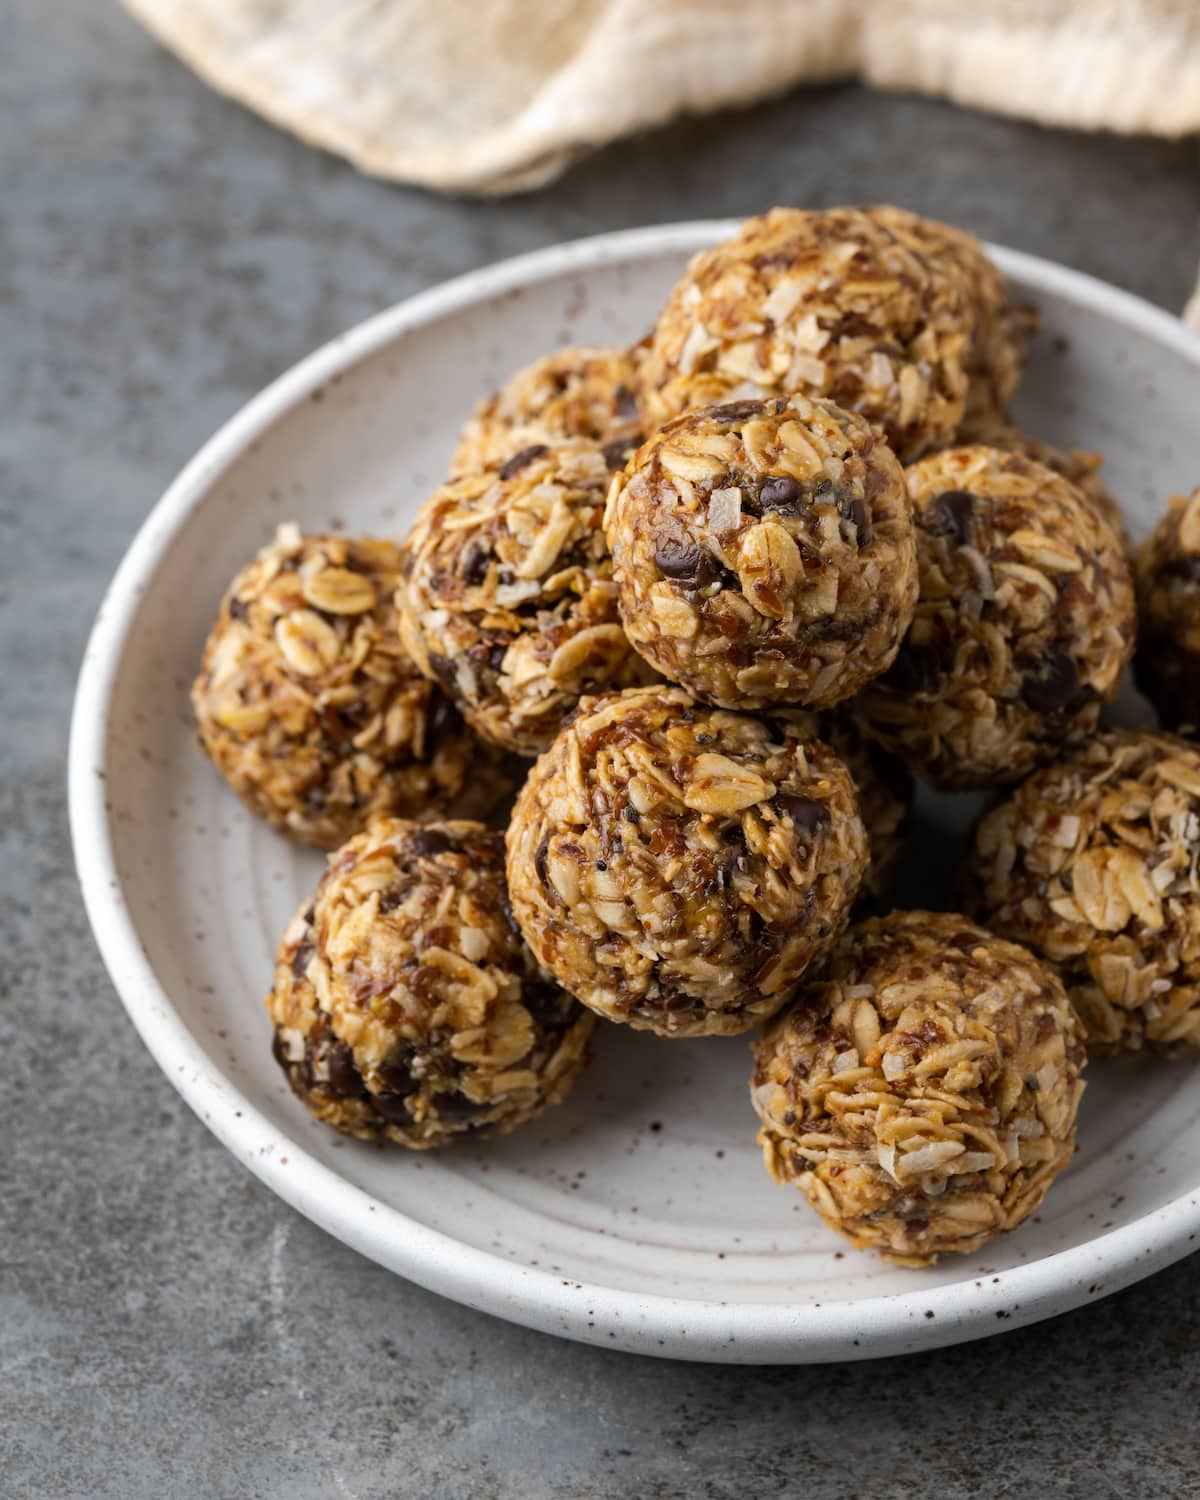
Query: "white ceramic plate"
70 223 1200 1364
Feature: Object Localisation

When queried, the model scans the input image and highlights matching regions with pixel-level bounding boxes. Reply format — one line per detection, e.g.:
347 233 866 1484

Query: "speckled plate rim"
70 223 1200 1364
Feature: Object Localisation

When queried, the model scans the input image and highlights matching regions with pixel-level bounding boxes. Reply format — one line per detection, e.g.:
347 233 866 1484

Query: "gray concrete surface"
4 3 1200 1496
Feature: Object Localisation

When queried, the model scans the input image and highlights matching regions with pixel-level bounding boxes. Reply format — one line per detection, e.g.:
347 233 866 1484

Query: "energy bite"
637 205 983 461
751 910 1085 1265
398 440 654 757
451 344 644 475
855 445 1135 790
965 730 1200 1054
974 422 1127 546
506 685 869 1038
267 819 594 1147
192 525 509 847
1133 486 1200 730
605 396 916 711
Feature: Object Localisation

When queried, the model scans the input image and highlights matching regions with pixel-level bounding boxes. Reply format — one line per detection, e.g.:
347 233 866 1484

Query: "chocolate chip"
462 540 491 586
431 1093 490 1122
613 384 640 420
371 1092 414 1124
409 827 456 858
228 596 249 621
708 400 766 423
758 476 802 513
602 438 636 470
1021 650 1083 713
377 1051 417 1094
535 834 555 899
291 942 314 978
462 637 509 677
499 444 549 480
837 493 872 545
621 803 640 824
927 489 978 544
653 540 718 589
777 795 831 843
327 1042 368 1098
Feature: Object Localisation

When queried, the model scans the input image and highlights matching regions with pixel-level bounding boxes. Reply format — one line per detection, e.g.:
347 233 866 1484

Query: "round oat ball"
965 730 1200 1054
451 344 645 475
267 819 594 1147
605 396 917 711
1134 487 1200 731
192 525 510 848
854 445 1135 790
398 440 655 756
751 910 1085 1265
506 685 869 1038
638 205 985 461
972 422 1127 546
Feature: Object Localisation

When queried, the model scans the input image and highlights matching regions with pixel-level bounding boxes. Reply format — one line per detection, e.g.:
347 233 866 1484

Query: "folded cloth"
123 0 1200 194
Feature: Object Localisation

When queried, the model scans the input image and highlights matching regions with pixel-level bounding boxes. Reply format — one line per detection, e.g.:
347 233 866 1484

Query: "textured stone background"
4 4 1200 1496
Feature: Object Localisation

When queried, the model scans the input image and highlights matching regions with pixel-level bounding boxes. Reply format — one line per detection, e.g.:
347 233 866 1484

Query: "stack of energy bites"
192 205 1200 1267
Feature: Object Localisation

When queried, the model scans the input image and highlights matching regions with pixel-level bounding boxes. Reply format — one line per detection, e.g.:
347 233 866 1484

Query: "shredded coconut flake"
707 486 743 534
